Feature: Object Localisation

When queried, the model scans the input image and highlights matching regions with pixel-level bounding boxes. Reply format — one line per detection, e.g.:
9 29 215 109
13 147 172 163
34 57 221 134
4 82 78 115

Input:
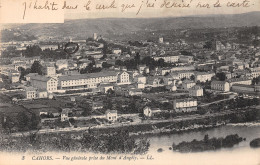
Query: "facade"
189 85 204 97
211 81 230 92
61 109 70 122
153 55 179 63
58 71 119 90
195 72 215 82
30 75 58 92
173 98 198 112
105 110 117 122
25 87 37 99
118 71 130 84
231 84 256 93
43 64 56 76
176 71 195 80
228 78 252 87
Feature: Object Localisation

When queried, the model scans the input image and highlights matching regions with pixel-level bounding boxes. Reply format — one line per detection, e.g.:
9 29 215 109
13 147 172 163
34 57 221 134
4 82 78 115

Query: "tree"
216 72 227 81
23 45 42 57
190 75 195 81
17 112 29 131
30 113 40 130
134 53 140 65
31 61 43 75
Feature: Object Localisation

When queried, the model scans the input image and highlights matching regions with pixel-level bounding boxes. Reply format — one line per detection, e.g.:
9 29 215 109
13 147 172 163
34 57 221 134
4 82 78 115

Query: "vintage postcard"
0 0 260 165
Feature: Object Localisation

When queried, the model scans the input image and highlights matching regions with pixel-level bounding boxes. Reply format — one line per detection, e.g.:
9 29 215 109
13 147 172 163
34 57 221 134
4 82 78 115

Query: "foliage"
31 61 43 75
172 134 244 152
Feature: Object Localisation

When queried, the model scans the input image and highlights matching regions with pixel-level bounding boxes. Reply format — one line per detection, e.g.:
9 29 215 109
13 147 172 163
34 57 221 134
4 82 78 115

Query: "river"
146 123 260 165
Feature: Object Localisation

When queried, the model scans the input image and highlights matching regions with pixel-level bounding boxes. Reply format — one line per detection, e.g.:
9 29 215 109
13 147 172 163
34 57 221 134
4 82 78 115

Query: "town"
0 24 260 152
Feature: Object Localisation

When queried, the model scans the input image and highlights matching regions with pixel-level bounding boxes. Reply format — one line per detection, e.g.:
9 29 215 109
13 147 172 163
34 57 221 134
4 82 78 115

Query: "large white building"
30 75 58 92
228 77 252 87
211 81 230 92
153 55 179 63
58 71 130 90
173 98 198 112
195 72 215 82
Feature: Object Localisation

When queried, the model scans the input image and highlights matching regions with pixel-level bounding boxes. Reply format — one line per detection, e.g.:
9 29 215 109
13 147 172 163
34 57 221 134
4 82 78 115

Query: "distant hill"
1 11 260 41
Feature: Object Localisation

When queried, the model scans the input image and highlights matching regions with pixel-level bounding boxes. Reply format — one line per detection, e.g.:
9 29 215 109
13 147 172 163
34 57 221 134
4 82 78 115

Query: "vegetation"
249 138 260 148
0 130 150 154
172 134 244 152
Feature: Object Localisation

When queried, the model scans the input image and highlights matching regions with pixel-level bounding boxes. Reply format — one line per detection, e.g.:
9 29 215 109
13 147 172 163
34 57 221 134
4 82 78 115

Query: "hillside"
1 11 260 41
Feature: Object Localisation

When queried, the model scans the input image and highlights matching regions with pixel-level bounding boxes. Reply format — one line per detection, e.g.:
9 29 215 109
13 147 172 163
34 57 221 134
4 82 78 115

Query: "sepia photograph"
0 0 260 164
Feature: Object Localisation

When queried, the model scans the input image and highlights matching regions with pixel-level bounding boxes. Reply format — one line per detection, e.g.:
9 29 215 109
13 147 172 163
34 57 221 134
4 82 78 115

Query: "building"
93 33 98 40
58 71 119 90
143 106 161 117
25 87 37 99
231 84 256 93
182 80 196 90
173 98 198 112
112 48 122 54
43 64 56 76
175 71 195 80
30 75 58 92
61 108 70 122
228 77 252 87
189 85 203 97
179 55 194 64
158 37 164 43
153 55 179 63
105 110 117 122
118 71 130 84
211 81 230 92
1 69 20 83
195 72 215 82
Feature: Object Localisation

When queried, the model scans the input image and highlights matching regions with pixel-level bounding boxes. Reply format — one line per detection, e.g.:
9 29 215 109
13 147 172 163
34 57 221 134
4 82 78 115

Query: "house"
118 71 130 84
37 90 48 98
61 108 71 122
143 106 161 117
25 87 37 99
105 110 117 122
211 81 230 92
182 80 196 90
173 98 197 112
112 48 122 54
189 85 203 97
